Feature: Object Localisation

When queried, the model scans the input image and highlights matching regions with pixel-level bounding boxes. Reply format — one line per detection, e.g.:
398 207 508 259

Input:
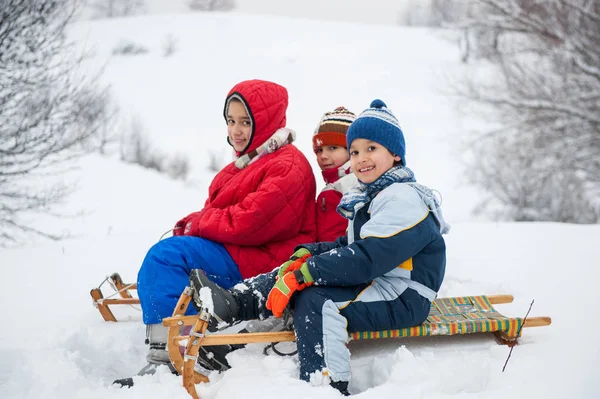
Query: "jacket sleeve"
194 158 314 246
316 189 348 242
306 184 439 286
297 234 348 256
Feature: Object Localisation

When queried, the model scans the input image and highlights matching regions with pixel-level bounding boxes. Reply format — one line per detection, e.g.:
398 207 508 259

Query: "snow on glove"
277 249 311 280
267 263 314 318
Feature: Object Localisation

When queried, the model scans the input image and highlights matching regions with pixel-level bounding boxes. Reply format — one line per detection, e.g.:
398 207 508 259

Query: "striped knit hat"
346 99 406 165
312 106 356 150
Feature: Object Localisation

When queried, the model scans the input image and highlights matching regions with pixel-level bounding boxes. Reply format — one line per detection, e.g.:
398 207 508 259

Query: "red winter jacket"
177 80 317 279
316 161 357 242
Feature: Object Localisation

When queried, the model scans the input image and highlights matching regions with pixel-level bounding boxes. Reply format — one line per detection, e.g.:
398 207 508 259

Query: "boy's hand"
277 251 311 280
267 264 314 317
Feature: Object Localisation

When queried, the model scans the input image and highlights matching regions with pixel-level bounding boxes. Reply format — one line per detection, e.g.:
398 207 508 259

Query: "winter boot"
189 269 245 372
195 334 247 372
113 324 178 388
330 380 351 396
189 269 239 325
194 312 287 371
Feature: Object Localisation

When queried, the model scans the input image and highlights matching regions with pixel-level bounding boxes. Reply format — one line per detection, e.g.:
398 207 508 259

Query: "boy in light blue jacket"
190 99 450 396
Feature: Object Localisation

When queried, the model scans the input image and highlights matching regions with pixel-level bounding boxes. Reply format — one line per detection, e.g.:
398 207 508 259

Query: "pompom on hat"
312 106 356 150
346 99 406 165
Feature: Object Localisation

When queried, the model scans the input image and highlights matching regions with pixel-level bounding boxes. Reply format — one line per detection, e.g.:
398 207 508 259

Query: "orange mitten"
267 264 314 317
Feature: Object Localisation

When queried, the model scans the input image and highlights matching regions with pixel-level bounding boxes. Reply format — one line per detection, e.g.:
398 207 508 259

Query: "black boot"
195 328 248 372
112 359 178 388
189 269 239 325
330 380 351 396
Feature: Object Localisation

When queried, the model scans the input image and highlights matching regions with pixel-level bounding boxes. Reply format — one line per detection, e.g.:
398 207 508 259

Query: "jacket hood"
223 80 288 156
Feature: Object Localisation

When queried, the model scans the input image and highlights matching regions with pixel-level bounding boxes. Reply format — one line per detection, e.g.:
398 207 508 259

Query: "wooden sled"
162 289 551 399
90 273 140 322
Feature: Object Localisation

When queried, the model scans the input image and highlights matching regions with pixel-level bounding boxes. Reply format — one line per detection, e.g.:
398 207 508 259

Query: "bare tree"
88 0 145 19
452 0 600 223
188 0 236 12
0 0 110 245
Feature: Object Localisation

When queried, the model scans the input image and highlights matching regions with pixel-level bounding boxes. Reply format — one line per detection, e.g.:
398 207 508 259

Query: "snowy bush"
111 39 149 55
88 0 145 19
188 0 236 12
207 149 228 173
162 34 178 57
119 117 190 181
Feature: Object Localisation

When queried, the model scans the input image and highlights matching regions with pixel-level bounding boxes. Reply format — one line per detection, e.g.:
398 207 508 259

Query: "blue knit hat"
346 99 406 166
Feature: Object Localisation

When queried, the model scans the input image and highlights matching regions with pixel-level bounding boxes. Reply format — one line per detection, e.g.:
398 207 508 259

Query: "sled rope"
159 227 176 241
92 275 141 314
98 276 138 302
263 308 297 357
106 279 137 300
502 299 534 372
90 273 140 321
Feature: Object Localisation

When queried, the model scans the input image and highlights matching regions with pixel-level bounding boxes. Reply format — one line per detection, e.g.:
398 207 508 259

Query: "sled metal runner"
90 273 140 322
162 290 551 399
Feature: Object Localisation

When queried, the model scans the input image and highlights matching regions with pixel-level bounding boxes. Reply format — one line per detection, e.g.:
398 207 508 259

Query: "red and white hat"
312 106 356 150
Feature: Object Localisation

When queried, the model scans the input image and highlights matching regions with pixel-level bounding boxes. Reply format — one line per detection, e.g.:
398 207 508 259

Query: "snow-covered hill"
1 11 598 399
80 0 419 25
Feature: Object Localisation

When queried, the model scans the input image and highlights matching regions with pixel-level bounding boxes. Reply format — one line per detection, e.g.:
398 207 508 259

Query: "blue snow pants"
137 236 242 325
236 271 431 383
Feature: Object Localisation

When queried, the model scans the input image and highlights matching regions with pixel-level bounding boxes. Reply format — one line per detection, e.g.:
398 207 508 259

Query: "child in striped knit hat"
312 106 358 242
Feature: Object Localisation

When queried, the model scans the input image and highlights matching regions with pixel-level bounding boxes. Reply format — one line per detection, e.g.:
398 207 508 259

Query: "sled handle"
487 294 513 304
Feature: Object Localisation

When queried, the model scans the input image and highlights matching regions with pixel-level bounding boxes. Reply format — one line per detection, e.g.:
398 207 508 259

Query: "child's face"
227 100 252 152
349 138 401 184
314 145 349 171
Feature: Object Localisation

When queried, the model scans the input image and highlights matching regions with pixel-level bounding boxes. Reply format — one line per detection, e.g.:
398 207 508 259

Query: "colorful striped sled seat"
350 294 550 343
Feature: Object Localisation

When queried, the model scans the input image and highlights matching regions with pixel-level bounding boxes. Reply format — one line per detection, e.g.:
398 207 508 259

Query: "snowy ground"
1 10 598 399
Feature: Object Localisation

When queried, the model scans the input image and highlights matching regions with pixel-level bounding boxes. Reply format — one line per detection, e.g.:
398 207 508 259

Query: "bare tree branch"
447 0 600 223
0 0 113 245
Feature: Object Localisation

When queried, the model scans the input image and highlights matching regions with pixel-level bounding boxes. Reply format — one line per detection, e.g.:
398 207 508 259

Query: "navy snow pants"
237 272 431 383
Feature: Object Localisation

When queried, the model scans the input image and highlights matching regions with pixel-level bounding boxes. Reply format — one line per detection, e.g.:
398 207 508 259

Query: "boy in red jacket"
313 106 357 242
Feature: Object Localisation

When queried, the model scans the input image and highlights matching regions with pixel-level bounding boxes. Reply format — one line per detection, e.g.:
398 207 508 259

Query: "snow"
78 0 417 26
199 287 215 315
1 9 599 399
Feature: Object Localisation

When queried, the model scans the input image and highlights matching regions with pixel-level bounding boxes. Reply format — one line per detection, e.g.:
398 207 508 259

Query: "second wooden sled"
90 273 140 322
162 289 551 399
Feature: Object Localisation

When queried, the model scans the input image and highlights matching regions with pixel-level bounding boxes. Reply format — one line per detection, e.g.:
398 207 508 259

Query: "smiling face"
226 99 252 152
314 145 349 171
349 138 401 184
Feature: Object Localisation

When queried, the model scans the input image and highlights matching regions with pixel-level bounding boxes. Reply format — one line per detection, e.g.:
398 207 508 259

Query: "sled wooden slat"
486 294 513 304
101 298 140 305
90 273 139 321
90 288 117 322
191 331 297 346
524 316 552 327
163 291 551 399
163 315 199 327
